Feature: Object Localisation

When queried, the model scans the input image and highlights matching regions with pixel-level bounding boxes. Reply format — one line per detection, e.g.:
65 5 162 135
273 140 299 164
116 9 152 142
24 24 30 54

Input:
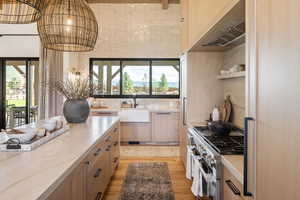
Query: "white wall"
67 3 181 74
0 24 40 57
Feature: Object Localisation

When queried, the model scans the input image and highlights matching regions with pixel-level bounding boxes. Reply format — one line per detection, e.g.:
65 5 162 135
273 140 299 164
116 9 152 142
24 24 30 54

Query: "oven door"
198 159 217 199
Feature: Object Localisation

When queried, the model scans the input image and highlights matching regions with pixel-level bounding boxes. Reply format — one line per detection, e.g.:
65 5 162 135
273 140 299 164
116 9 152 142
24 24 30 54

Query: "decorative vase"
63 99 90 123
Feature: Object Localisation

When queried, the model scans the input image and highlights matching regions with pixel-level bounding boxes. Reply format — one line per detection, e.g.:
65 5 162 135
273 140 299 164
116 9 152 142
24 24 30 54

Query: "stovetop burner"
193 126 244 155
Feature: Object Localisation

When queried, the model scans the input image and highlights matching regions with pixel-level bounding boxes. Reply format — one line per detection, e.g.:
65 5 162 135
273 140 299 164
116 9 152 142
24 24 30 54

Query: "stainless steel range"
187 126 243 200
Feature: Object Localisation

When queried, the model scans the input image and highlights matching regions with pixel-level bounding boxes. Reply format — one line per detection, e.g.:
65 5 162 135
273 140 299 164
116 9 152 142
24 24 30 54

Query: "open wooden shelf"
217 71 245 80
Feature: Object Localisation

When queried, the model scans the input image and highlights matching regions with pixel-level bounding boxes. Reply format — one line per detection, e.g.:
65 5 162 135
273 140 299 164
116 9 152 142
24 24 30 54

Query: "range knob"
210 160 216 168
202 150 208 157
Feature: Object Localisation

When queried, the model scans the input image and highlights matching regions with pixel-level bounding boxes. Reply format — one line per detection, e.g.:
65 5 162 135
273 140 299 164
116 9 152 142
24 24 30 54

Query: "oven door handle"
244 117 254 196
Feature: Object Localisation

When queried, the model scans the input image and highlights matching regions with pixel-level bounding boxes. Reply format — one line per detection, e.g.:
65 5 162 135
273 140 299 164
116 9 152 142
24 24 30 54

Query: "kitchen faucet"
133 95 138 108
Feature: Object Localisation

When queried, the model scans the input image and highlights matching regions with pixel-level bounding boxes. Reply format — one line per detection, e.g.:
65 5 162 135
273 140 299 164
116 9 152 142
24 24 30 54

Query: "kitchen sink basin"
119 109 150 122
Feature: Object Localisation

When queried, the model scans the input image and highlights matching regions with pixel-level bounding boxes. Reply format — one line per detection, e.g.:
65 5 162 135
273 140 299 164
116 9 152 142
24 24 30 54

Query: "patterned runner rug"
119 162 175 200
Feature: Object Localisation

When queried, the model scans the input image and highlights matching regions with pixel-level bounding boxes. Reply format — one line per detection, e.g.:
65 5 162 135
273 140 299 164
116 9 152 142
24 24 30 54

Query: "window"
122 60 150 95
91 60 121 95
0 58 39 129
90 58 180 98
152 60 180 96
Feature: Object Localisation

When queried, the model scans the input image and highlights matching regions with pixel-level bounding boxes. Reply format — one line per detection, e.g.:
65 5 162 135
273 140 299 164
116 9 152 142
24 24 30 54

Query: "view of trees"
158 74 169 92
92 59 179 96
123 72 134 94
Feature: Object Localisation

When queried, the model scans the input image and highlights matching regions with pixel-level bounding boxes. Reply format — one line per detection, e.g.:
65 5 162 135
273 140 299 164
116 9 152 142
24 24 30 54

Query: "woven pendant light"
0 0 46 24
37 0 98 52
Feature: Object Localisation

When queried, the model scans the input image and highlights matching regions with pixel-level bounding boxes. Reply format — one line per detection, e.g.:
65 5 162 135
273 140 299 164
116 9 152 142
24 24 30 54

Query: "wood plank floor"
103 157 196 200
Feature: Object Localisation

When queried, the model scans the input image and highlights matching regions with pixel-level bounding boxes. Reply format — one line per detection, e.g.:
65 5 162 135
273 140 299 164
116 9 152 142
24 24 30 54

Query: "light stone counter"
0 116 120 200
91 108 179 113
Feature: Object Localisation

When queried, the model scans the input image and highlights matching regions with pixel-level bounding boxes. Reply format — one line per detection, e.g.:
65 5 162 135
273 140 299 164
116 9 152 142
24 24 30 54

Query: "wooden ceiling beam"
86 0 179 4
162 0 168 9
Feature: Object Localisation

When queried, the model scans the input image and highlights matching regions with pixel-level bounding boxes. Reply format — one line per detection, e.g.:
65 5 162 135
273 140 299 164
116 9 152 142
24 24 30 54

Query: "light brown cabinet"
47 123 120 200
151 112 179 142
180 0 240 52
120 122 151 142
48 162 87 200
222 167 244 200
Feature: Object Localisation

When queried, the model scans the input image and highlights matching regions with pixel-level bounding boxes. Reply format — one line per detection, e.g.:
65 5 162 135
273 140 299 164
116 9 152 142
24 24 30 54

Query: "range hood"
190 0 245 52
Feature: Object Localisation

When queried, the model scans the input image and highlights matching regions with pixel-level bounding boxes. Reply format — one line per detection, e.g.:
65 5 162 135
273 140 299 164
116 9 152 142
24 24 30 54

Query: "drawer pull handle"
106 145 111 151
114 141 118 146
85 161 91 165
225 180 241 196
94 168 102 178
95 192 102 200
114 157 119 163
157 112 171 115
105 136 112 142
94 148 102 156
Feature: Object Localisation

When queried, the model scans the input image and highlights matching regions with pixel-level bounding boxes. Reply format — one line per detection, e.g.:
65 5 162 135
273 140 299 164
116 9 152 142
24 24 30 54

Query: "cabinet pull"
106 145 111 151
156 112 171 115
114 157 119 163
225 180 241 196
183 97 187 125
85 161 91 165
113 141 118 146
94 148 101 156
94 168 102 178
244 117 254 196
95 192 102 200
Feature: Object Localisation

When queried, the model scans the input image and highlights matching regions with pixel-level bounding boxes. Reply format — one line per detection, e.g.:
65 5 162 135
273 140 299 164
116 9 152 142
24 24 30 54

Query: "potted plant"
52 77 94 123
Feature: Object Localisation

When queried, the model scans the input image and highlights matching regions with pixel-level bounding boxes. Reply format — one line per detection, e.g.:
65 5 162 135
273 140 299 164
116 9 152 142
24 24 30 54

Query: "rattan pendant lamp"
0 0 46 24
37 0 98 52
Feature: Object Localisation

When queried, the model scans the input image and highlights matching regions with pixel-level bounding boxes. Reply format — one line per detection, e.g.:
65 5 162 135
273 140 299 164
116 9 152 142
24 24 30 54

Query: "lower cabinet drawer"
87 152 109 200
222 167 244 200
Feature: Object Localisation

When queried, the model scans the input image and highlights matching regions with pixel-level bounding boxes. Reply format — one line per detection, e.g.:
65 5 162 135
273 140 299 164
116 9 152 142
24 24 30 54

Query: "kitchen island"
0 116 120 200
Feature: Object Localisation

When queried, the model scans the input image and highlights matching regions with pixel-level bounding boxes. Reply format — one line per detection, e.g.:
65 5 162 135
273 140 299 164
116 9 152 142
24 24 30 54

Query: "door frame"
0 57 39 129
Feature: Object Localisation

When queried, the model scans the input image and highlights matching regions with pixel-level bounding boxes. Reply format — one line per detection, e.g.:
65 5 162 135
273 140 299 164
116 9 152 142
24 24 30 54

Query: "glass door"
5 60 27 129
0 58 39 129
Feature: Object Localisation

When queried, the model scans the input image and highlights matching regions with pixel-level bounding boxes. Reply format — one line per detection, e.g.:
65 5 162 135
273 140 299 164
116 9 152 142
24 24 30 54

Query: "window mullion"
120 60 123 96
149 60 152 96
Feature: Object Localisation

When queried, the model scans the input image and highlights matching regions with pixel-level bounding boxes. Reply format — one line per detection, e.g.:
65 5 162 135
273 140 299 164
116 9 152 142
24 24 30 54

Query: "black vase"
63 99 90 123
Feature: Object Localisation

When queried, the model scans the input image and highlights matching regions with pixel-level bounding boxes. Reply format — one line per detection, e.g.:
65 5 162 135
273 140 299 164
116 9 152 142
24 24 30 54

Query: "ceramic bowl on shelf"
6 127 38 143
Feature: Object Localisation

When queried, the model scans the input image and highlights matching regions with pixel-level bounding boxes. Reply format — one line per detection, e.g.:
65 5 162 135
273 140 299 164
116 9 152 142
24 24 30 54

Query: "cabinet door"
180 0 189 53
248 0 300 199
188 0 239 49
87 150 109 200
120 122 151 142
47 162 87 200
152 112 179 142
222 167 244 200
111 131 120 172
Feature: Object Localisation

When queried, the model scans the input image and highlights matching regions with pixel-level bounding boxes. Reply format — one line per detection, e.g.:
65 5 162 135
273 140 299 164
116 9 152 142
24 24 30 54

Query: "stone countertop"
0 116 120 200
91 108 179 113
221 155 244 184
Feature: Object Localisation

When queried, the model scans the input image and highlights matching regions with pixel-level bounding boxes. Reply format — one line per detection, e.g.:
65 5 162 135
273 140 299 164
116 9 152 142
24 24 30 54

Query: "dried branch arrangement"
51 77 94 100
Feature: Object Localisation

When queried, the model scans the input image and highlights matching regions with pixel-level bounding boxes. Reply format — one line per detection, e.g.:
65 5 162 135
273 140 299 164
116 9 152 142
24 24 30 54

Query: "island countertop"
0 116 120 200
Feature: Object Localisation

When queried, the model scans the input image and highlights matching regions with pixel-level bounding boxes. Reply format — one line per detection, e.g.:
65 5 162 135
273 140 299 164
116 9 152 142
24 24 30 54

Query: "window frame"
0 57 39 129
89 58 180 98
